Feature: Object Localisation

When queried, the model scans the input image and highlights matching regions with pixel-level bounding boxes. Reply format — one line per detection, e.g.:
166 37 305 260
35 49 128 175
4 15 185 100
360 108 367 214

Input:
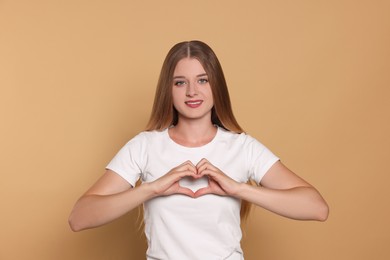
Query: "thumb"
193 187 211 198
177 187 196 198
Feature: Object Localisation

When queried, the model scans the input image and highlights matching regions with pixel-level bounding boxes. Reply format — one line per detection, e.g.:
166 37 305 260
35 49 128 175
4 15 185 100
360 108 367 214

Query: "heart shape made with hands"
179 176 209 192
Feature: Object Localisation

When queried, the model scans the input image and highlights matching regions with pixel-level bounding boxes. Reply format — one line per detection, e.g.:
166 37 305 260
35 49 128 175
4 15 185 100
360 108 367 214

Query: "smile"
185 100 203 107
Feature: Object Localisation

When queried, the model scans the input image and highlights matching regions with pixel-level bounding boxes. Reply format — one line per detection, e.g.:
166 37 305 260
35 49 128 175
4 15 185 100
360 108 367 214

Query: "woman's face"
172 58 214 123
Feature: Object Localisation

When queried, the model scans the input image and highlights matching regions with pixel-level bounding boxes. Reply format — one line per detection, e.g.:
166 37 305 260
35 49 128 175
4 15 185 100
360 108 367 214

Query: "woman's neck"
169 121 217 147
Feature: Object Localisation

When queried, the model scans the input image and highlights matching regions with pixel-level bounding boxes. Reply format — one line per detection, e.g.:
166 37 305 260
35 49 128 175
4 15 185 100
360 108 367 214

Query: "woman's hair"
145 40 252 220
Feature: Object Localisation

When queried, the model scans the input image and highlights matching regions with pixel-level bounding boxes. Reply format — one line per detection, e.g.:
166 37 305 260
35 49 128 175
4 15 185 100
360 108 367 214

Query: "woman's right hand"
68 161 198 232
148 160 198 198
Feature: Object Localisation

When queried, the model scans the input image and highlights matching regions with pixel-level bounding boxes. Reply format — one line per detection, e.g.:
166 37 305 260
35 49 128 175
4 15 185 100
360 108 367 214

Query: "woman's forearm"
236 183 329 221
68 183 155 232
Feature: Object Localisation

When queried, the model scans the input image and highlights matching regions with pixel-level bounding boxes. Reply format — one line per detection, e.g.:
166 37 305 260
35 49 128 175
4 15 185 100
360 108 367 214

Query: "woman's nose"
186 83 197 97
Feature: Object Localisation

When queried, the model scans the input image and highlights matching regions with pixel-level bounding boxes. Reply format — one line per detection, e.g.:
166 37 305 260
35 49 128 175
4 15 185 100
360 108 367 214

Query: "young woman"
69 40 329 260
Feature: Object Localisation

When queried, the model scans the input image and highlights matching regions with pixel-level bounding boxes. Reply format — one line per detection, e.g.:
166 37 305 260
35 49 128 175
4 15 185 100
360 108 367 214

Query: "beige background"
1 0 389 259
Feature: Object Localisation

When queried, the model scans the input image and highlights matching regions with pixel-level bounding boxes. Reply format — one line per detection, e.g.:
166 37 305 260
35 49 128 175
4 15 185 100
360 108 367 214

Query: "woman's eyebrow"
173 73 208 79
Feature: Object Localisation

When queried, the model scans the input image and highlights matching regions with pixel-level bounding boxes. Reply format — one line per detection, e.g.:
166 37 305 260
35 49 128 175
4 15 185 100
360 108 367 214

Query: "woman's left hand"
194 158 240 198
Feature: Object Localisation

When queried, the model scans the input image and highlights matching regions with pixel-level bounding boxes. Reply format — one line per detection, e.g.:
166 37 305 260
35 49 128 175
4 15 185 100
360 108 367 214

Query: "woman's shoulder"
218 127 256 143
217 127 272 152
127 128 168 144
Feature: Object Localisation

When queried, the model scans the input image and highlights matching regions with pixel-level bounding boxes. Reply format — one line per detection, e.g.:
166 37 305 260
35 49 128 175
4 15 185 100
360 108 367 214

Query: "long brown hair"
145 40 252 220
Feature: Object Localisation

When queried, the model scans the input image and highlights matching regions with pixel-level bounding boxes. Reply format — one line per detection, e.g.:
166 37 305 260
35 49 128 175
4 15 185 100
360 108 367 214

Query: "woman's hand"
68 161 198 232
148 160 198 198
194 158 240 198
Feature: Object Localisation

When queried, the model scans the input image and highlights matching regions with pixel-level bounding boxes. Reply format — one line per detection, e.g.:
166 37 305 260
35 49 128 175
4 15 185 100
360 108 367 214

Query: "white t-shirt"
106 127 279 260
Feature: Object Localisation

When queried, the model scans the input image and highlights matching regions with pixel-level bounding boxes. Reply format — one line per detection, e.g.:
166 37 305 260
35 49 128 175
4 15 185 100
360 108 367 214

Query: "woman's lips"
185 100 203 108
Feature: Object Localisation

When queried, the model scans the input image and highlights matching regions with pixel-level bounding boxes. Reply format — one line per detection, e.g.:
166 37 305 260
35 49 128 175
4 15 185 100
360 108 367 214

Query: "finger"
196 158 209 170
176 161 197 174
168 169 198 184
176 187 195 197
196 163 211 174
180 160 196 168
197 160 217 174
197 168 220 180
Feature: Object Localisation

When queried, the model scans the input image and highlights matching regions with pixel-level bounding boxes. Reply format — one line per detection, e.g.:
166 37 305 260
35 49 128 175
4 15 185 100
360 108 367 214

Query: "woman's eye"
198 78 209 84
174 80 186 86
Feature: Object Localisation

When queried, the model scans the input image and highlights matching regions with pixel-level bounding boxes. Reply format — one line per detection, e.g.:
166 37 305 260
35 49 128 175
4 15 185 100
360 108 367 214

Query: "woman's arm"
68 170 154 232
195 159 329 221
237 161 329 221
69 161 198 232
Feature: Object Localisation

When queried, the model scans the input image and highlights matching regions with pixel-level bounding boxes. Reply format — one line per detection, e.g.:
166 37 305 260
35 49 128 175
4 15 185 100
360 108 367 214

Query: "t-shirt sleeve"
246 136 280 184
105 133 146 187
